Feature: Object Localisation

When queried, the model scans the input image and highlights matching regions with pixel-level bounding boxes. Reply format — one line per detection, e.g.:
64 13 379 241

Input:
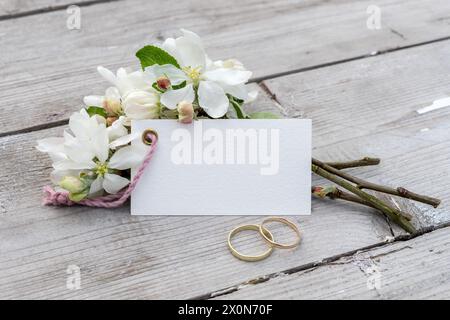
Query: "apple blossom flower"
37 110 143 199
122 90 160 122
84 66 160 122
144 29 254 118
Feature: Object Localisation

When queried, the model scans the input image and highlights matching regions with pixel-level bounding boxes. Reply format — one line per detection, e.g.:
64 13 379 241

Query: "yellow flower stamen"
183 66 202 83
95 162 109 177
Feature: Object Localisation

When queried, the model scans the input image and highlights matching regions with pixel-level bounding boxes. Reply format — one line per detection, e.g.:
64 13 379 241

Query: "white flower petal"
64 138 95 163
144 64 188 85
160 84 195 109
107 116 128 141
198 81 229 118
105 87 121 100
103 173 129 194
180 29 204 50
91 124 109 163
54 160 96 171
36 137 67 162
123 90 160 119
108 146 143 170
97 66 117 86
83 95 104 107
221 84 249 101
175 35 206 69
109 132 140 149
203 68 252 86
247 90 258 102
69 110 90 139
161 38 179 62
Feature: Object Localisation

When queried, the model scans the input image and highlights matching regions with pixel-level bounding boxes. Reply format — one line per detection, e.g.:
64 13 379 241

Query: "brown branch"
312 185 412 221
313 158 441 208
325 157 380 169
312 164 417 234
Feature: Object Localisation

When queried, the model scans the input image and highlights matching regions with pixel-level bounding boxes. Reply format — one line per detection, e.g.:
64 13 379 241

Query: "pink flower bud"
156 76 171 90
177 101 194 124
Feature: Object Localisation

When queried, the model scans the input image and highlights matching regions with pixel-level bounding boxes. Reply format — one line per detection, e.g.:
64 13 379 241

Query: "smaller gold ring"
142 128 159 145
259 217 301 249
228 224 274 262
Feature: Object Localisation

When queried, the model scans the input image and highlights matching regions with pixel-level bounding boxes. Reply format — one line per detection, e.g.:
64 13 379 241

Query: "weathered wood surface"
0 0 95 18
2 0 450 135
0 87 396 299
216 225 450 299
263 38 450 232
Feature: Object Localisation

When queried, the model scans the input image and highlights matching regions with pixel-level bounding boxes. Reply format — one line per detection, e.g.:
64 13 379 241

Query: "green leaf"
86 106 107 118
172 81 187 90
136 45 180 70
248 112 280 119
152 82 165 93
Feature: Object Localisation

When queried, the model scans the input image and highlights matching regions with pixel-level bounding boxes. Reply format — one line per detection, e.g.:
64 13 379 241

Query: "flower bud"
122 90 160 119
59 176 86 194
312 186 336 198
177 101 194 124
103 98 122 116
156 76 171 91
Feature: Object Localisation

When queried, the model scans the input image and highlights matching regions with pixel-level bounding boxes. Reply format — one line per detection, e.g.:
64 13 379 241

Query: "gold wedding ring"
259 217 301 249
228 224 275 262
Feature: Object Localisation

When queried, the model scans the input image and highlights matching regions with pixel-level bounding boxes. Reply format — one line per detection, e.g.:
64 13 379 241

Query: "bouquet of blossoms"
37 29 275 202
37 29 441 235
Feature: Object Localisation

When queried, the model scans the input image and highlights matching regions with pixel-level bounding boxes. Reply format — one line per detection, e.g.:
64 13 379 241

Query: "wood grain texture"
0 0 97 17
263 39 450 231
2 0 450 135
215 226 450 299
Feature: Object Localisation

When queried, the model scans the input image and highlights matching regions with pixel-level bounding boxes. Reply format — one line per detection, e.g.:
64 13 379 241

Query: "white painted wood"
215 226 450 299
2 0 450 134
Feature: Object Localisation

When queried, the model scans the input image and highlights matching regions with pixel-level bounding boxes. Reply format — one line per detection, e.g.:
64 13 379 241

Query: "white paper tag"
131 119 311 215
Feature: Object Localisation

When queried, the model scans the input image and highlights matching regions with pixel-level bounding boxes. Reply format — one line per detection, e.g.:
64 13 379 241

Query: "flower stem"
312 164 417 234
312 185 412 221
313 158 441 208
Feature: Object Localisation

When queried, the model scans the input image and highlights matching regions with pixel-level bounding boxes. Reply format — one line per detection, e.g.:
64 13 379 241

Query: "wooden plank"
0 0 95 18
0 89 395 299
262 39 450 231
2 0 450 135
215 226 450 299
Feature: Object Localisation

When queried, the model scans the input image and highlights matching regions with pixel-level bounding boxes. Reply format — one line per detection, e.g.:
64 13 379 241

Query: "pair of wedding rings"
227 217 301 262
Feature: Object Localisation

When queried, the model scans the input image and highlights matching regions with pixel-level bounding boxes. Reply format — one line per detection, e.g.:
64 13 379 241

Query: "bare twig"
311 185 413 221
325 157 380 169
313 158 441 208
312 164 417 234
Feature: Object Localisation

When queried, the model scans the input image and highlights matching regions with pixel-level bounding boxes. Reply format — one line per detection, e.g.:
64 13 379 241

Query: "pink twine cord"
42 133 158 207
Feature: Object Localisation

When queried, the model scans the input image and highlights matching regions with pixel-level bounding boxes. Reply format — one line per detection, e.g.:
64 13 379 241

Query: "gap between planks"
196 222 450 300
